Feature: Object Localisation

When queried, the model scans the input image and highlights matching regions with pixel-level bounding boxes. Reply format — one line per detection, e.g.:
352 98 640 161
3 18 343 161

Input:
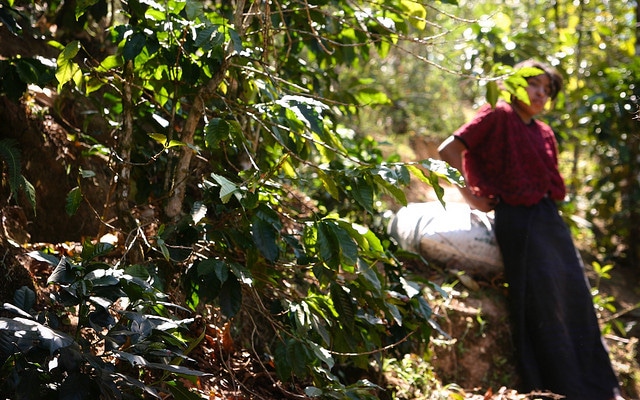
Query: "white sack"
388 202 503 275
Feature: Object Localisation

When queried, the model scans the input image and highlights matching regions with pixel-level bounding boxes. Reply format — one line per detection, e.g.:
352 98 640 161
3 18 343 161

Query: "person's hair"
514 59 563 100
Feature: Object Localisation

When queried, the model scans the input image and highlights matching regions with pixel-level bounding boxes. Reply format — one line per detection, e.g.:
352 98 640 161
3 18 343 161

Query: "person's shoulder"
534 119 556 136
475 100 512 121
493 100 516 115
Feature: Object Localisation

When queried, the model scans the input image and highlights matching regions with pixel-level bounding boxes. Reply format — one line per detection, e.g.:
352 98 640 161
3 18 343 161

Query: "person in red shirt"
438 59 622 400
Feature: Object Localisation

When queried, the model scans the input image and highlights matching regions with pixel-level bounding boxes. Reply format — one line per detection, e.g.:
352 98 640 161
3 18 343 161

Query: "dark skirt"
494 197 619 400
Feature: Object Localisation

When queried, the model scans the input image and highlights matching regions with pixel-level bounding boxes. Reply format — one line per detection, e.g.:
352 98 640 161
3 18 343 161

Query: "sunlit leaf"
385 300 403 326
56 41 81 90
148 133 185 148
354 88 391 105
81 240 115 260
487 80 499 107
96 54 123 72
400 0 427 31
306 340 334 369
210 173 239 203
373 174 407 206
317 169 340 200
0 317 75 353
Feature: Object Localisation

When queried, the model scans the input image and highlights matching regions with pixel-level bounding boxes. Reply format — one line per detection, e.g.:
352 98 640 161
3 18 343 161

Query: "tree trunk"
164 0 247 220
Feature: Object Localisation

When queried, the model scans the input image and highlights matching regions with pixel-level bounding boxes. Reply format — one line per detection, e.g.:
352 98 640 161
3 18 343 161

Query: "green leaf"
75 0 100 19
516 66 544 78
166 380 203 400
334 219 381 254
406 160 463 207
317 221 339 268
317 169 340 200
195 25 219 50
0 317 75 353
354 88 391 106
15 59 41 84
0 6 19 33
419 158 464 184
400 276 421 298
328 222 358 267
48 257 76 285
228 27 243 53
185 0 204 20
357 259 381 293
198 258 228 283
81 239 115 260
96 54 124 72
113 350 210 376
400 0 427 30
13 286 36 312
373 173 407 205
413 296 433 320
56 41 82 90
274 341 292 381
210 173 239 203
204 118 230 148
66 186 83 216
252 211 280 263
123 32 147 61
306 340 334 369
486 80 499 107
27 250 61 267
0 139 22 199
305 387 324 397
384 300 403 326
219 275 242 318
148 133 185 148
21 176 36 214
350 177 374 214
289 339 311 376
330 283 355 331
85 76 105 95
279 96 327 136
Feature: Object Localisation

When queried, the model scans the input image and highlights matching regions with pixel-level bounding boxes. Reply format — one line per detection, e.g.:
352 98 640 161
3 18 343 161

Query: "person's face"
519 73 553 117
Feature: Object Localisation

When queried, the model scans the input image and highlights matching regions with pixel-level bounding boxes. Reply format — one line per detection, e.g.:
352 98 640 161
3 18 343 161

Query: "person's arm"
437 135 498 212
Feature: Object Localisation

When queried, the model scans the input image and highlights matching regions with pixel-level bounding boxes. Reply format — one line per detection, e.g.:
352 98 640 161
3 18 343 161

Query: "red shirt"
454 101 566 206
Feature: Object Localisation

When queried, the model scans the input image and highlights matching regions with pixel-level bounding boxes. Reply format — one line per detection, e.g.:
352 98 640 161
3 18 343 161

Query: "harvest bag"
388 202 503 275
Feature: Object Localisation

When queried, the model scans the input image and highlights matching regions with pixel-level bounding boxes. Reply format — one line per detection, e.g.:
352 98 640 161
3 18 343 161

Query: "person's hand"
469 195 499 213
460 188 499 212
